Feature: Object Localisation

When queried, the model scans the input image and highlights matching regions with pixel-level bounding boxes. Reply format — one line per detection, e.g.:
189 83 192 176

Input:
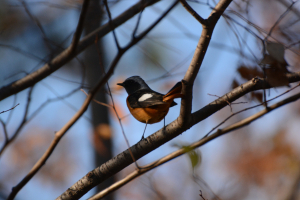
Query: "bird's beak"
117 83 123 86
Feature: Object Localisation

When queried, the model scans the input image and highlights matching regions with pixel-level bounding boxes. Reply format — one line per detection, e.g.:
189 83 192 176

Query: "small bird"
117 76 183 140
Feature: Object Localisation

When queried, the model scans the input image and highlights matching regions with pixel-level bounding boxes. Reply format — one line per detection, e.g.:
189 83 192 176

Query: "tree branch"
0 87 33 156
0 0 160 101
57 70 300 200
7 2 179 200
89 88 300 200
191 72 300 125
179 0 207 25
0 103 19 115
179 0 233 126
70 0 90 51
54 1 235 199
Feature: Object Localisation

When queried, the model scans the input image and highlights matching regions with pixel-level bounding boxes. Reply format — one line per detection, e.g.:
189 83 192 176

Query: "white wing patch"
138 94 153 102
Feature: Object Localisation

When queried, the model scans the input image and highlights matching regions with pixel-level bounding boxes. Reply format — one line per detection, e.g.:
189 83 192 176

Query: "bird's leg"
163 117 166 133
140 122 148 141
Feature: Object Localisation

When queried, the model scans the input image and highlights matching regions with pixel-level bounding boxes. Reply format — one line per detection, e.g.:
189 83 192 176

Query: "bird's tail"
163 81 184 102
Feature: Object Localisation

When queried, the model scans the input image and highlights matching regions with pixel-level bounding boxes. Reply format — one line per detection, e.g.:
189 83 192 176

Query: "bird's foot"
140 136 148 143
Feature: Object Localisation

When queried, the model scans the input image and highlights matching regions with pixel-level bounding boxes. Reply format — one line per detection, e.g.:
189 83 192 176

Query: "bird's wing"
128 90 167 108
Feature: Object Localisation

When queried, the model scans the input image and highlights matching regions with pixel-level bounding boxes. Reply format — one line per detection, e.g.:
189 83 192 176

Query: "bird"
117 76 183 140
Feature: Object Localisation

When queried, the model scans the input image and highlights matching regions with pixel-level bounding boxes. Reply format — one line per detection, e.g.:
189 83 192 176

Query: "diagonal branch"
59 71 300 200
0 87 33 156
103 0 121 50
179 0 207 25
0 103 19 115
21 0 53 52
70 0 90 51
7 2 179 200
0 0 160 101
264 1 295 41
191 72 300 124
89 89 300 200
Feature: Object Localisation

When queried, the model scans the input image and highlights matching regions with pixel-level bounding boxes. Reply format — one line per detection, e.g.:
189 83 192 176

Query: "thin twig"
94 40 140 169
203 83 300 138
21 0 52 51
70 0 90 51
5 96 17 125
81 89 113 108
208 93 247 112
180 0 207 25
0 120 8 142
224 9 300 56
264 1 295 41
132 9 144 37
103 0 120 50
0 103 20 115
0 44 46 62
0 87 33 156
199 190 207 200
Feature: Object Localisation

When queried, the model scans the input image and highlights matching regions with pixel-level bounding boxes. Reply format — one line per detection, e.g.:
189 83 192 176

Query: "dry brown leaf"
237 66 264 80
265 68 290 87
266 42 286 64
232 79 240 89
260 54 277 65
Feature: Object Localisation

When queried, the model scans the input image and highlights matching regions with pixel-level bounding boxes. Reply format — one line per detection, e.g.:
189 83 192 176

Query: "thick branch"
0 0 160 101
90 88 300 200
192 72 300 124
58 72 300 200
179 0 232 125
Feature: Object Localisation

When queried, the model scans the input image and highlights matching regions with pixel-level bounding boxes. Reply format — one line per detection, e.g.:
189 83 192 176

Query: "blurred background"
1 0 300 199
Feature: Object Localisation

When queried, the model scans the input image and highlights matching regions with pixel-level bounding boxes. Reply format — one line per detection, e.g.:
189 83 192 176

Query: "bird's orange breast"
127 101 170 124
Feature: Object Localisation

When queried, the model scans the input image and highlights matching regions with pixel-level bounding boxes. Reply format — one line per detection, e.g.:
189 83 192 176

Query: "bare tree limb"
264 1 295 41
0 0 160 101
0 103 19 115
179 0 207 25
7 2 179 200
203 83 300 138
103 0 121 50
191 72 300 125
0 44 46 62
179 0 233 127
70 0 90 52
21 0 53 51
0 87 33 156
59 71 300 200
0 120 8 142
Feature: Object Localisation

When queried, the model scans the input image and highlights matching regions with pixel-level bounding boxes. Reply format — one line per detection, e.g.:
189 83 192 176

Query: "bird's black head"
117 76 150 95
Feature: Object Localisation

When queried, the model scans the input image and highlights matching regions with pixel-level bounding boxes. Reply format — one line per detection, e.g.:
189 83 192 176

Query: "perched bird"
117 76 183 140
